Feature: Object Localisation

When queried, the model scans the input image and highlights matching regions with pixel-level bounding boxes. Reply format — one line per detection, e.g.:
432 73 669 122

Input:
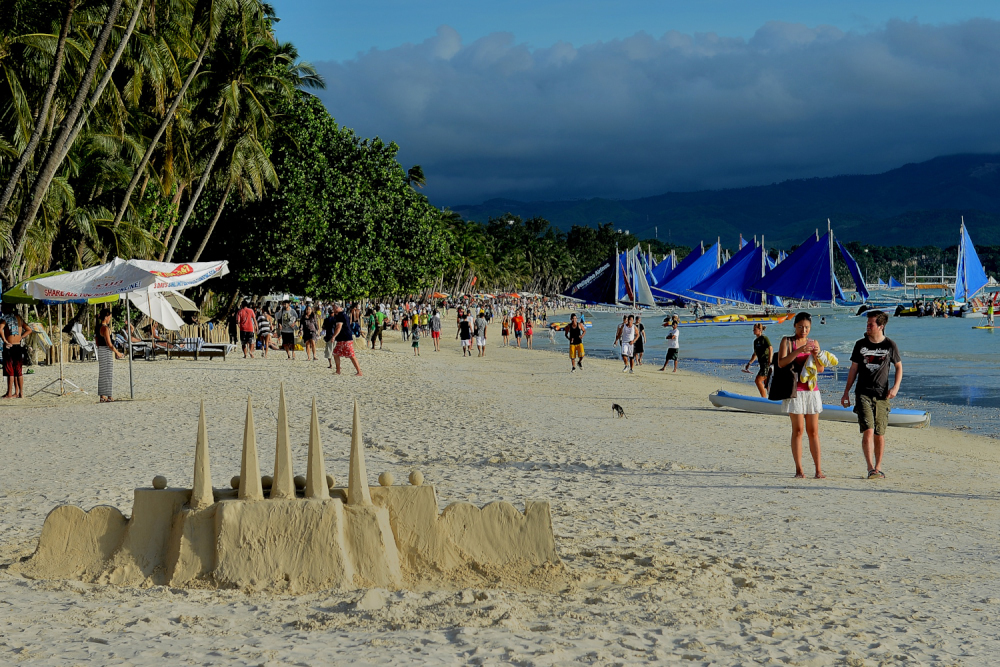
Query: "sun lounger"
166 337 226 360
69 324 96 361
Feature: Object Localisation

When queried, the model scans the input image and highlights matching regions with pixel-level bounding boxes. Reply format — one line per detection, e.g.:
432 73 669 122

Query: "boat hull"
708 390 930 428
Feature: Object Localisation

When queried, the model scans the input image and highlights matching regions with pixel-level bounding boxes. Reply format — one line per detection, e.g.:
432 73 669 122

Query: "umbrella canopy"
3 271 118 305
126 259 229 292
432 292 449 298
162 290 199 311
23 259 156 303
127 291 185 330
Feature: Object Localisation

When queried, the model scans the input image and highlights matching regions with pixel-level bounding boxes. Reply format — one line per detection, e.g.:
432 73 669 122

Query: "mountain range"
450 154 1000 248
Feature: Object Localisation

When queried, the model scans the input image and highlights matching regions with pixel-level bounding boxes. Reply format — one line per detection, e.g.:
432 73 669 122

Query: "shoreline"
0 328 998 663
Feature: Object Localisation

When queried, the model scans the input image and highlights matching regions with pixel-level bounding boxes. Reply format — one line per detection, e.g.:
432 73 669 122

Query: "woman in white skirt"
95 308 124 402
777 312 825 479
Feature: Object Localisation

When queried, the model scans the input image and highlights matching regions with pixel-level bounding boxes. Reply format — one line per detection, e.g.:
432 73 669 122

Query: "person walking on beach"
743 323 772 397
501 313 510 347
236 301 257 358
457 312 473 356
660 321 679 372
616 314 636 373
329 303 362 376
257 307 273 358
322 307 337 369
430 309 442 352
633 315 646 365
840 310 902 479
0 304 31 399
278 301 298 359
511 309 525 348
411 321 421 355
95 308 125 402
777 312 825 479
474 310 488 357
525 316 534 349
565 313 585 371
301 304 320 361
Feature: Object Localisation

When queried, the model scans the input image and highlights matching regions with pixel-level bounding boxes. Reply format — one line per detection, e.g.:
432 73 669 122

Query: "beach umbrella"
3 271 120 398
126 259 228 292
127 291 185 330
432 292 449 298
162 290 199 312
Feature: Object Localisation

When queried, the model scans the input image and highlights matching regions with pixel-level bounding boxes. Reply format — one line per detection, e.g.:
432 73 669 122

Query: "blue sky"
270 2 1000 205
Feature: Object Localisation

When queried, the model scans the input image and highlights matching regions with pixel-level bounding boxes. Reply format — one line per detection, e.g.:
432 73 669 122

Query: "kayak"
708 390 931 428
549 321 593 331
664 313 793 328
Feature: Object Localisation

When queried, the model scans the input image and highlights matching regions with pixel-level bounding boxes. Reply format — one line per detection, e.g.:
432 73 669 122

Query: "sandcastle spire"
270 383 296 499
348 399 372 505
305 397 330 499
191 400 213 509
239 395 264 500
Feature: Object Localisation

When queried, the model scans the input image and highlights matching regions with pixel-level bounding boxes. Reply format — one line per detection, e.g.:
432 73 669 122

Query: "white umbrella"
127 291 185 330
162 290 199 311
24 257 157 300
125 259 228 292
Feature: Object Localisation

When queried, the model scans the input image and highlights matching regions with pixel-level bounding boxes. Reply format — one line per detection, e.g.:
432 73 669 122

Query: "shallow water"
531 309 1000 437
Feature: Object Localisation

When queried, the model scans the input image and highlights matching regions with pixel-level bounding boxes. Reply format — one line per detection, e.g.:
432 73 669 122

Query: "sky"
271 1 1000 206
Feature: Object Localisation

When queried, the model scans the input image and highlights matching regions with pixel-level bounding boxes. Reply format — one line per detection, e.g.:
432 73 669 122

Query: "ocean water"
532 310 1000 438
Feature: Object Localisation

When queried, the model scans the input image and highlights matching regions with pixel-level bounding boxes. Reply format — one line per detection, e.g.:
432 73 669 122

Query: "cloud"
312 20 1000 205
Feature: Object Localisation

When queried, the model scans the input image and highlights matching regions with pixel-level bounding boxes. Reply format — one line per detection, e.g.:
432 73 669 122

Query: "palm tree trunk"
3 0 124 284
111 34 212 230
0 0 76 220
56 0 144 165
164 137 223 262
191 180 232 261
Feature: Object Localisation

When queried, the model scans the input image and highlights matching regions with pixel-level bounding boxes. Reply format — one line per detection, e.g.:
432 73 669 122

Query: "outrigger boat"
664 312 794 327
709 390 930 428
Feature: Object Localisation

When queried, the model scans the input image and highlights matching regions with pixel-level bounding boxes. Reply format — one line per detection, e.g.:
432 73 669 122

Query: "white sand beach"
1 331 998 665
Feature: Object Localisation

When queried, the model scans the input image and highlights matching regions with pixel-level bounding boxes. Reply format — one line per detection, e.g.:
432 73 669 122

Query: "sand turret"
190 400 213 509
305 398 330 499
239 396 264 500
348 400 372 506
270 384 296 499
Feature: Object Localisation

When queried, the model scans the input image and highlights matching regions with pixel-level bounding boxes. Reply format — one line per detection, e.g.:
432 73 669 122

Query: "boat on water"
708 390 930 428
549 319 593 331
663 312 793 327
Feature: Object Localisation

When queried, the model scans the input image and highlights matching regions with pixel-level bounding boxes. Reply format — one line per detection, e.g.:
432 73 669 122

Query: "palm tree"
164 26 322 261
405 164 425 188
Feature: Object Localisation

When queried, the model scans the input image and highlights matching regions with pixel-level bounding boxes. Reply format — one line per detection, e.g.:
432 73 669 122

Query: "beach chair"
167 337 225 360
69 323 96 361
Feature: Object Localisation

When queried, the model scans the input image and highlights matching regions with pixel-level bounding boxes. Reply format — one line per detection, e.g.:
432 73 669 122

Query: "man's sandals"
867 469 885 479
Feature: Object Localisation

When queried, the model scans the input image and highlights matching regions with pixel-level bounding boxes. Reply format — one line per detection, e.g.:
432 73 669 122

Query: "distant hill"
450 154 1000 248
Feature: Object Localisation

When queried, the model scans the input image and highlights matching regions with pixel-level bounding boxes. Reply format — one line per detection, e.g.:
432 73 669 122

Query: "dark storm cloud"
312 19 1000 205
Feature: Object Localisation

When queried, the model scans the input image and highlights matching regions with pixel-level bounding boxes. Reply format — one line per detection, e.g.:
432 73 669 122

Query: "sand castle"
13 388 559 592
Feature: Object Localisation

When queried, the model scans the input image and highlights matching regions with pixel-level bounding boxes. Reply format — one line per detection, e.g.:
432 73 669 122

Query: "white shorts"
461 339 471 347
782 390 823 415
621 343 634 357
475 336 486 347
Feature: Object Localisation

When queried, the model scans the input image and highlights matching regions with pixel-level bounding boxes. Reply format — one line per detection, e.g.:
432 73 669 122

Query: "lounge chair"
167 337 226 360
69 324 96 361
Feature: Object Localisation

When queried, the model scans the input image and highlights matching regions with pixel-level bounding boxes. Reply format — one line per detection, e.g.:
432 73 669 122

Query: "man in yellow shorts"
564 313 586 372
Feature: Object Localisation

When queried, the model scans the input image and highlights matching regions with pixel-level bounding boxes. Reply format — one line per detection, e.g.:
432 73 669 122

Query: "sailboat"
563 245 658 309
954 217 989 305
649 241 721 305
749 220 868 308
689 237 783 310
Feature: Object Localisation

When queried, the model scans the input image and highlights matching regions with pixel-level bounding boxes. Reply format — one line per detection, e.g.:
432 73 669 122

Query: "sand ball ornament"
152 475 167 490
326 474 335 489
409 471 423 486
378 472 394 487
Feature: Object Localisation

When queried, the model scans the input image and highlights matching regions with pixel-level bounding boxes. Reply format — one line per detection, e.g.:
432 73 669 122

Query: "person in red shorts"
329 303 362 376
0 304 31 398
430 309 442 352
511 309 525 348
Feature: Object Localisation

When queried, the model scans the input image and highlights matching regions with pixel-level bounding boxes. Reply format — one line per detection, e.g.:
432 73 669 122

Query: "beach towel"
799 350 838 390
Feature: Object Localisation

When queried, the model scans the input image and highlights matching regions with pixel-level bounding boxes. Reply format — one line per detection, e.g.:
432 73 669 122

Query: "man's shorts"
333 340 355 358
666 348 679 361
324 339 336 359
475 336 486 347
281 332 295 347
854 394 890 435
461 338 471 347
240 330 255 346
569 343 584 359
431 331 441 339
621 343 634 357
514 330 523 338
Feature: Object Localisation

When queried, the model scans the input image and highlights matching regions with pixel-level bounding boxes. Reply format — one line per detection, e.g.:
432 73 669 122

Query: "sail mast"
615 243 620 307
828 219 836 307
960 216 967 302
761 235 767 307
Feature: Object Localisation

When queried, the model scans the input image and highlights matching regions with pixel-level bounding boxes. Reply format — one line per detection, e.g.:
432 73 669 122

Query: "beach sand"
1 330 998 665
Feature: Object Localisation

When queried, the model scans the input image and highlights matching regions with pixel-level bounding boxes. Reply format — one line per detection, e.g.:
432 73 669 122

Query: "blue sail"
564 256 616 304
888 276 903 288
651 242 720 304
750 232 847 302
648 251 678 287
877 278 887 286
689 242 782 307
955 224 989 302
837 241 869 302
616 251 634 303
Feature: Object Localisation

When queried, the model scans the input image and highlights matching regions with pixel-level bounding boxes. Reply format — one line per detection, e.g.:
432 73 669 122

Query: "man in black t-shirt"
841 311 902 479
565 313 586 372
329 303 362 376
